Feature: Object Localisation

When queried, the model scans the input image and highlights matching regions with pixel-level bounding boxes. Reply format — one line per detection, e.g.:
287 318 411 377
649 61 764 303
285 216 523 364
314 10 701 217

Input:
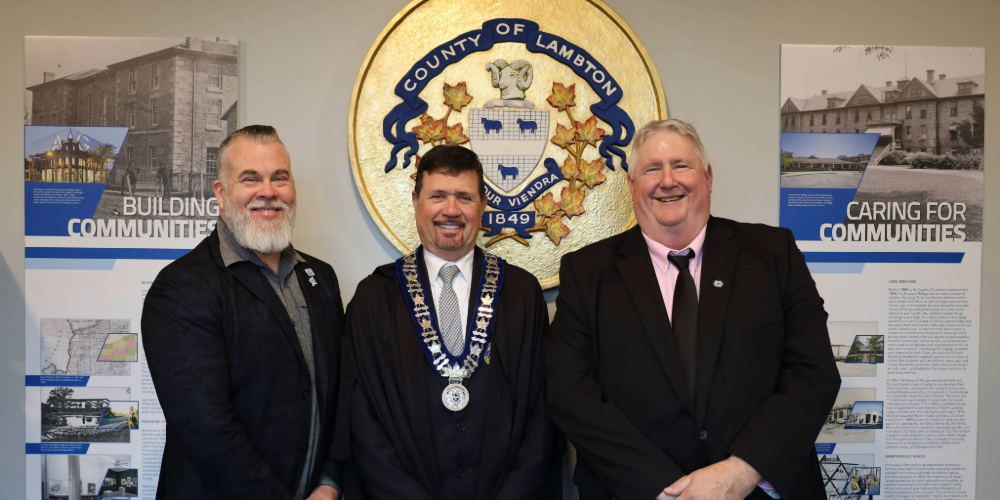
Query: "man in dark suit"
339 145 559 500
142 125 343 500
546 119 841 500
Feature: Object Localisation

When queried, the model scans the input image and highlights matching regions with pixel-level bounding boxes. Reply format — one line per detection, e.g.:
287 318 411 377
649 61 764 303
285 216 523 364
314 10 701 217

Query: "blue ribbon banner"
383 18 634 173
484 157 563 210
482 210 536 238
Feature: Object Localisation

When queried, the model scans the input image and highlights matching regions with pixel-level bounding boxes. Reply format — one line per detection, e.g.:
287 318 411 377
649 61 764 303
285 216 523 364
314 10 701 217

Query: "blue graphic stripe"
815 443 837 454
26 375 91 386
802 252 964 264
26 247 189 260
27 443 90 454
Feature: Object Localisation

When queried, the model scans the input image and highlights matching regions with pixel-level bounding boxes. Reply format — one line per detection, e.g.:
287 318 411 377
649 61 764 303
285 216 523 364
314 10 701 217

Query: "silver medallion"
442 378 469 412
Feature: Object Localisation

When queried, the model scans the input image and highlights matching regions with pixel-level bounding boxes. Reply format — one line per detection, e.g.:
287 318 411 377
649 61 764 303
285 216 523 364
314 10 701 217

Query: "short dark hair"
414 145 485 198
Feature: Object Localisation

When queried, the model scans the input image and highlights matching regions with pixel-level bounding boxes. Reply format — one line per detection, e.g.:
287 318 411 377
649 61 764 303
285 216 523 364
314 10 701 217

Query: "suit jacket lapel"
297 263 331 413
615 227 695 414
211 234 307 371
695 217 739 427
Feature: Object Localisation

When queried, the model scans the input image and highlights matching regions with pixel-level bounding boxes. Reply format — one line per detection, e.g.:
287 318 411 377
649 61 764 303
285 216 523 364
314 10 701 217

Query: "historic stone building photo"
26 37 238 198
781 69 984 164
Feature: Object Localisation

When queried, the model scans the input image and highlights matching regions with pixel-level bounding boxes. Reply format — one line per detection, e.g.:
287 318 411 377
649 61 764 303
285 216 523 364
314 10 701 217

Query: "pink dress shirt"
643 225 779 499
642 226 707 320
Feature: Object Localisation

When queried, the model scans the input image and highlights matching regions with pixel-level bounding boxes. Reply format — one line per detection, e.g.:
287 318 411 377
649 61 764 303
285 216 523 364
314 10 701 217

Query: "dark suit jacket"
546 217 841 500
338 248 560 500
141 229 345 499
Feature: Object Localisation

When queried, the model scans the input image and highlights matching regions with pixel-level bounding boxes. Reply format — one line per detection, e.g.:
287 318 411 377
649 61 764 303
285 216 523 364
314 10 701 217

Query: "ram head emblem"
485 59 534 109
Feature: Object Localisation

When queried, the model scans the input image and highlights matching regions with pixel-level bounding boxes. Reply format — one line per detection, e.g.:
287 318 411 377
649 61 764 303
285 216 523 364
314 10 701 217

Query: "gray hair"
628 119 709 178
216 125 289 182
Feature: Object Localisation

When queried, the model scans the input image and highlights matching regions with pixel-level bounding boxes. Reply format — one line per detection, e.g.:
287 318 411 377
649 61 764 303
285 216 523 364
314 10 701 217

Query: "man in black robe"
338 145 559 500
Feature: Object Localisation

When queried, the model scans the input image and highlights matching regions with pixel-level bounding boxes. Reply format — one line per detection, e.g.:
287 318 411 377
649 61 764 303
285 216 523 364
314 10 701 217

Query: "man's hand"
662 456 761 500
306 485 339 500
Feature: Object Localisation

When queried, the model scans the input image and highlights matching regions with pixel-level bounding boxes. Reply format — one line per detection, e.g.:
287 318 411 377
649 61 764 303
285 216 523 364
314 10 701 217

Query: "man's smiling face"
627 131 713 247
212 137 296 254
412 169 486 261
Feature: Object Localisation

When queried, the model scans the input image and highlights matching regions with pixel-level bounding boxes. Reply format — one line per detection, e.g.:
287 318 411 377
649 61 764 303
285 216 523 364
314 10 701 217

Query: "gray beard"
224 199 296 254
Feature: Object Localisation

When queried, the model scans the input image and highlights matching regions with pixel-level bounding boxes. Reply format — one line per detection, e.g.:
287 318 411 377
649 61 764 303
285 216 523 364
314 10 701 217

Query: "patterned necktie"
667 250 697 397
438 264 464 356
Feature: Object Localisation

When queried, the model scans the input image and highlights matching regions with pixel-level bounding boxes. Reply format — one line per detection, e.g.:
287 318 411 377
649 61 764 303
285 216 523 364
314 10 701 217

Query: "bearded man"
142 125 344 500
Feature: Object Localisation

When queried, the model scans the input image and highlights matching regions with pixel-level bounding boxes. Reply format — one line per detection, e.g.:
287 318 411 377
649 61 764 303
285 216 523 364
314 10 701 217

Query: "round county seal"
442 379 470 412
350 0 667 288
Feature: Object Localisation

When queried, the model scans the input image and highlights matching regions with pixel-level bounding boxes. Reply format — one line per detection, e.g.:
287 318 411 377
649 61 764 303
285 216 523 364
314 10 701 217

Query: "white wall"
3 0 998 497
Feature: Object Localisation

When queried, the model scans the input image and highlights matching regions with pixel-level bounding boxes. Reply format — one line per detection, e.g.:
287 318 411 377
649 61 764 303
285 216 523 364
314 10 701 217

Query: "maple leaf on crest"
544 215 571 245
534 192 559 218
577 158 607 188
443 123 469 145
443 82 473 112
575 115 606 147
412 113 446 144
558 187 586 218
409 155 421 180
559 156 580 180
551 123 577 149
547 82 576 111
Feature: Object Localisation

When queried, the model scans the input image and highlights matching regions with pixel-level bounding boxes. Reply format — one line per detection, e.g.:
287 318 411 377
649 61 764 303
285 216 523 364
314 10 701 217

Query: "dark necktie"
667 251 697 397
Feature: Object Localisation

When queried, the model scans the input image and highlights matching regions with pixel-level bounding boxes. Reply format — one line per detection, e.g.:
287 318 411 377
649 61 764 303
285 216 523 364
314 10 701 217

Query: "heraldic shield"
350 4 668 289
469 108 549 193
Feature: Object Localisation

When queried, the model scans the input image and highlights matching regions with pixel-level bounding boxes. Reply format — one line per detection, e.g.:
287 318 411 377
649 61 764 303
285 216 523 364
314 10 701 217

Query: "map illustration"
97 334 139 362
41 319 132 376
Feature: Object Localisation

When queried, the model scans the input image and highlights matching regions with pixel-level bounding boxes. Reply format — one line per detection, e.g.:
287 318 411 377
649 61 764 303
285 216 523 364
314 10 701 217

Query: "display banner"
24 36 238 499
780 44 984 499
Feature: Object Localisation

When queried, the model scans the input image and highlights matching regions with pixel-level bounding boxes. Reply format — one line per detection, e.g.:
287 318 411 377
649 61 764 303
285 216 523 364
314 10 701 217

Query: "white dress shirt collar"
422 247 475 284
423 247 475 337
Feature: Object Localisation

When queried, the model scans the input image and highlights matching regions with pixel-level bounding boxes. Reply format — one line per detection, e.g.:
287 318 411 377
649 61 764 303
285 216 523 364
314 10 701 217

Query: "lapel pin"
305 268 316 277
713 280 724 288
308 277 318 287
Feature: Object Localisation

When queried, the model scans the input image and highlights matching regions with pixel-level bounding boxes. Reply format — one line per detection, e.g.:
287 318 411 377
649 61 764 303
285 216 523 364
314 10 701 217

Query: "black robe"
336 248 560 500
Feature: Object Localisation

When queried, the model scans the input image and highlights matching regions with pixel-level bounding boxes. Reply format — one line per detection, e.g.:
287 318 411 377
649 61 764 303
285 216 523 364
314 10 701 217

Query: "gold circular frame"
349 0 667 288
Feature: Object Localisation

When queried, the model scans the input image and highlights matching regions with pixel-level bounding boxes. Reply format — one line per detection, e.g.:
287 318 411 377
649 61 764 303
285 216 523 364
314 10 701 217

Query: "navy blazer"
546 217 841 500
142 229 345 499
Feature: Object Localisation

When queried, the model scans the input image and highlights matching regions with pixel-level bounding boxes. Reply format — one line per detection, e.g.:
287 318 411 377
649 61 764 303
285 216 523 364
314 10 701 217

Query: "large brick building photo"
27 37 238 197
25 131 113 183
781 69 984 163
